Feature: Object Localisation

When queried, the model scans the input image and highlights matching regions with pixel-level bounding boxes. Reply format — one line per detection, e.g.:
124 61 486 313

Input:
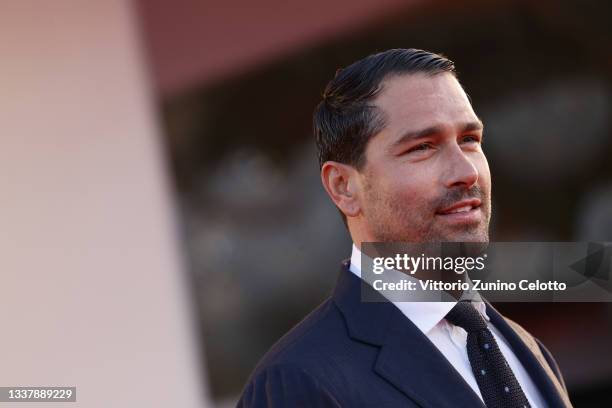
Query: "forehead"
374 72 477 132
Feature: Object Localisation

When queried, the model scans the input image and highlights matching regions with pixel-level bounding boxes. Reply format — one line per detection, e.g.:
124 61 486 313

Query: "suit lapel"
486 303 572 408
374 309 487 408
333 262 485 408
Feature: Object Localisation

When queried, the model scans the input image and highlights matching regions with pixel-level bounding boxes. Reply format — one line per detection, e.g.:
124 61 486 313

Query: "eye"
406 142 433 153
461 135 481 144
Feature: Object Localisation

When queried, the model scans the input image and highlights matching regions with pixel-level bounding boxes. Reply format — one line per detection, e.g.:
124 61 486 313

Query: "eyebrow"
388 120 484 153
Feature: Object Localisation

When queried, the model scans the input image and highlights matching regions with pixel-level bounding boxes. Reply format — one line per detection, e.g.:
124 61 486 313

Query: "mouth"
435 199 482 223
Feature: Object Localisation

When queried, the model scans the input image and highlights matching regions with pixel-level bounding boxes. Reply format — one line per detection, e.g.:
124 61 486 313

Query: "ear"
320 161 362 218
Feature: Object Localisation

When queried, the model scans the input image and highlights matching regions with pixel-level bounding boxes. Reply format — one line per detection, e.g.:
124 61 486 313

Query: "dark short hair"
313 48 456 171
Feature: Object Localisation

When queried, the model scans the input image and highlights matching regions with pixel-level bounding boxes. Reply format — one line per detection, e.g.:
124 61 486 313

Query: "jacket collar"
333 260 570 408
348 243 491 335
332 260 486 408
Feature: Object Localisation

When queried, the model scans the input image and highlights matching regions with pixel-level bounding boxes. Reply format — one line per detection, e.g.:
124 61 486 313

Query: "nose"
441 144 479 189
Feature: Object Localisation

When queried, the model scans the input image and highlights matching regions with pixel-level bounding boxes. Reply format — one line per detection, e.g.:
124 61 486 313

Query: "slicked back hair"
314 48 456 171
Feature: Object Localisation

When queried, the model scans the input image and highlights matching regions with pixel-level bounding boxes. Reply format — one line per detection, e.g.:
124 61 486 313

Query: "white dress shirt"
349 244 546 407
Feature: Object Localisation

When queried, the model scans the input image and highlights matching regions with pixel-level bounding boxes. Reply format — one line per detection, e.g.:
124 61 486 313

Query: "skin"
321 72 491 248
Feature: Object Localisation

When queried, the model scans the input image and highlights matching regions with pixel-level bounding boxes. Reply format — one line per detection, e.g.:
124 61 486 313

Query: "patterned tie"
445 301 531 408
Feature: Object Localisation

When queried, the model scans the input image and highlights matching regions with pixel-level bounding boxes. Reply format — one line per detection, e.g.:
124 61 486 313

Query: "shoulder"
237 298 350 407
249 296 352 376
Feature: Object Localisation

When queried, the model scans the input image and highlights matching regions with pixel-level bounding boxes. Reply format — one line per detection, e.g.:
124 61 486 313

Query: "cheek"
388 169 437 209
366 162 438 211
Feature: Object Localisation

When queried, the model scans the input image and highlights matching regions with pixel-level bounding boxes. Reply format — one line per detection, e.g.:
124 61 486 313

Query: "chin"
447 232 489 243
437 226 489 243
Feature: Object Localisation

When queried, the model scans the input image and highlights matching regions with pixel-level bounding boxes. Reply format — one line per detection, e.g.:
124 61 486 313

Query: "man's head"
314 48 491 244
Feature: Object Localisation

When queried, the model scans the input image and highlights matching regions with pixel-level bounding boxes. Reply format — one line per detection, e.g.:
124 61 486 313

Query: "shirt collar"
349 243 490 335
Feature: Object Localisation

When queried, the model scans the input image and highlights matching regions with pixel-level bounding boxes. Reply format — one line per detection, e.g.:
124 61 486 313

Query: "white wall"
0 1 208 406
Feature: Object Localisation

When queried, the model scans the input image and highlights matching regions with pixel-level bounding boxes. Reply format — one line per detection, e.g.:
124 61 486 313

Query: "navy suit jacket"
238 260 572 407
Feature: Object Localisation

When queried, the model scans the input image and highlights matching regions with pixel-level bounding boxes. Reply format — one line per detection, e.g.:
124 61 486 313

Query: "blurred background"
2 0 610 407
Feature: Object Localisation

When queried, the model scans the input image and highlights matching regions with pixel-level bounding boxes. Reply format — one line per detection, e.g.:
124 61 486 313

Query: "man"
238 49 572 407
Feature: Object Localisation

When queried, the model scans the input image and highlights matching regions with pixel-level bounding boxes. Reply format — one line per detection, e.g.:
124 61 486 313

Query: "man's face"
357 72 491 243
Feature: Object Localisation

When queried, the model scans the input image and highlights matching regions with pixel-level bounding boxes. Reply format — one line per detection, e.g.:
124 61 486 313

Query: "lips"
436 199 482 215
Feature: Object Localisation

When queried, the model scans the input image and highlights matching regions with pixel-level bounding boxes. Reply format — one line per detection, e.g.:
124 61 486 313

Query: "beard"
361 180 491 244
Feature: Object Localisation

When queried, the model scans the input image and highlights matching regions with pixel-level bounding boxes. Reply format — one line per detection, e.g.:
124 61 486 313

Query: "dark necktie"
445 301 531 408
